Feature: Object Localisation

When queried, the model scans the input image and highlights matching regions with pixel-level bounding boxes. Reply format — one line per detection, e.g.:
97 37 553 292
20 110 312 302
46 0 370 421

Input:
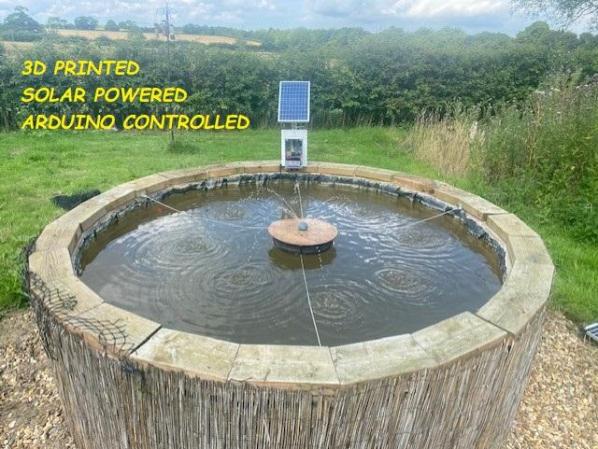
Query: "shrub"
475 78 598 242
407 77 597 242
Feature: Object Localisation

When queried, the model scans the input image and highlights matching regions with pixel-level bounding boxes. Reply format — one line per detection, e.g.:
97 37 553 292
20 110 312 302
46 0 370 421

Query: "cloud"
0 1 574 34
301 0 522 29
388 1 509 19
307 0 364 18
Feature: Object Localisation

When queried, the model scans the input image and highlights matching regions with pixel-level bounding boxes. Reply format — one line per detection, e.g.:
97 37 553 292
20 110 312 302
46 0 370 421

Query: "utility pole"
158 1 176 142
163 1 172 42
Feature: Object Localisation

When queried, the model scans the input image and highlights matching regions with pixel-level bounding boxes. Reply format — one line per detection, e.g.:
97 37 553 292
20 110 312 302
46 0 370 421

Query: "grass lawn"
0 128 595 324
458 180 598 325
0 128 434 311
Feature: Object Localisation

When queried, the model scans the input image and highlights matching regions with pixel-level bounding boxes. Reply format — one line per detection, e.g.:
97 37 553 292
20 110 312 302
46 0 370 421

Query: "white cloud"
0 1 576 34
397 0 509 18
306 0 510 20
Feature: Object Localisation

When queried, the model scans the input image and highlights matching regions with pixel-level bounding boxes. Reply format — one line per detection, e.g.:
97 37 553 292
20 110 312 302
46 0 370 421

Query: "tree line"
0 6 160 41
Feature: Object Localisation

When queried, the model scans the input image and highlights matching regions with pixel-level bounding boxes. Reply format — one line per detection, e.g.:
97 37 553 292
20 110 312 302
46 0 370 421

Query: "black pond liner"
72 173 507 279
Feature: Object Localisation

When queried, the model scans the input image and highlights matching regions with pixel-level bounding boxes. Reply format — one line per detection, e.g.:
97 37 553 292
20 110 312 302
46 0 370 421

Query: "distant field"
0 41 34 53
54 28 261 46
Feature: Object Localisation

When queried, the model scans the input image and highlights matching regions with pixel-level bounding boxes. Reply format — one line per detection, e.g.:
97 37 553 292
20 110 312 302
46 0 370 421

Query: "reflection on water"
79 181 502 346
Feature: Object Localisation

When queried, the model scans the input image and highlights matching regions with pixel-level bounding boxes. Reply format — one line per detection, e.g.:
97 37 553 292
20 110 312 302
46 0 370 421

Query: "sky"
0 0 591 35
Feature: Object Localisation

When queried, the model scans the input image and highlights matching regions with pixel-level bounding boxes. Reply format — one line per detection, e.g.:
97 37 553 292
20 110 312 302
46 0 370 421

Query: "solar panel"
278 81 310 123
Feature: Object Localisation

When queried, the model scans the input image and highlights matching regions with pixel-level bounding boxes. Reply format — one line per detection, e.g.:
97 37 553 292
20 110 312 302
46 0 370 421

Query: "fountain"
28 162 553 449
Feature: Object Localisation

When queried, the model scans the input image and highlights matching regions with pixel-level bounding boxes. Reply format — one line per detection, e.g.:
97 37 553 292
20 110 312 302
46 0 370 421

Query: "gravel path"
1 309 596 449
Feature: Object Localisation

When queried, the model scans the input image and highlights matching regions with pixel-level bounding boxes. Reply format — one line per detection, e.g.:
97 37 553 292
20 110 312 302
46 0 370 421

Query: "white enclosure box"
281 129 308 169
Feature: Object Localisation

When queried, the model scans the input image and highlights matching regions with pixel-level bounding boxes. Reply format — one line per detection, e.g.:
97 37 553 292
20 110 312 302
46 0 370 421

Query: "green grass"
1 127 595 325
0 127 436 313
456 178 598 325
536 225 597 322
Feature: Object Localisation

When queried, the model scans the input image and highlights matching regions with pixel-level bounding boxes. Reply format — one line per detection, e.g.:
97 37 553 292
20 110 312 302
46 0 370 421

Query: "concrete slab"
331 334 436 384
132 328 239 381
477 261 554 335
229 344 339 390
74 303 160 355
29 248 74 281
413 312 506 365
488 214 536 241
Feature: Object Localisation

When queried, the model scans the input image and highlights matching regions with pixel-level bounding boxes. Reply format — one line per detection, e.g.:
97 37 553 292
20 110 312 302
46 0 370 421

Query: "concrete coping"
28 161 554 390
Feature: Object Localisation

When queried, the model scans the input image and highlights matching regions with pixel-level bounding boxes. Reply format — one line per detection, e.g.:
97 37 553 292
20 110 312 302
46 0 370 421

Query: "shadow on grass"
167 140 201 154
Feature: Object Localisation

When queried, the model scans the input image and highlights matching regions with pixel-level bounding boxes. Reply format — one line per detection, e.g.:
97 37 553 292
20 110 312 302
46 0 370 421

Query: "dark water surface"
80 181 502 346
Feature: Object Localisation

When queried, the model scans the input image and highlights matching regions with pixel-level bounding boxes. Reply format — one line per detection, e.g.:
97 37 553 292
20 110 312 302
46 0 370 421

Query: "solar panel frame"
278 81 310 123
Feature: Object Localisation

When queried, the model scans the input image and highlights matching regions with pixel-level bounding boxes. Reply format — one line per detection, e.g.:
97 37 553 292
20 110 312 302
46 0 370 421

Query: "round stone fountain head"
268 218 338 254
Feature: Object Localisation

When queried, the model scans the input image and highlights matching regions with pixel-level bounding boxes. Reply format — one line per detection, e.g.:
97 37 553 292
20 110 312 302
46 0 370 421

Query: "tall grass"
406 79 598 322
409 79 597 243
406 106 481 177
475 80 598 243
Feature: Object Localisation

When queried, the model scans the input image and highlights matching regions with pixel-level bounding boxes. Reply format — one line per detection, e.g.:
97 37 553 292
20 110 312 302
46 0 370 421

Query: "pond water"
79 179 502 346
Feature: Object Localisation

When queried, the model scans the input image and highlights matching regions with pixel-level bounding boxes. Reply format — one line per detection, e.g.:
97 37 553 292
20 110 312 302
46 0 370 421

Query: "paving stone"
28 249 74 282
413 312 506 365
229 344 339 389
488 213 537 241
74 303 160 355
132 328 238 381
331 334 435 384
478 261 554 335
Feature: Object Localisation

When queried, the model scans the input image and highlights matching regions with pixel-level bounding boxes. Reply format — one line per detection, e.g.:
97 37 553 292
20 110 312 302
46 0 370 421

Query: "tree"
46 16 70 30
118 20 139 31
74 16 98 30
3 6 42 32
512 0 598 29
127 29 145 41
105 20 119 31
1 7 44 41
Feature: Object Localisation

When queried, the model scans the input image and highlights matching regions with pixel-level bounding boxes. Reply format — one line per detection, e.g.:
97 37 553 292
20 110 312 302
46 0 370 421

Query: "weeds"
409 78 597 243
406 105 481 177
476 79 598 242
406 79 598 323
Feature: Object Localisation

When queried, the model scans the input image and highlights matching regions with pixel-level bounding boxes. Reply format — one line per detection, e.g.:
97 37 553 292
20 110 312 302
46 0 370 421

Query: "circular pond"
28 162 554 449
79 179 502 345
